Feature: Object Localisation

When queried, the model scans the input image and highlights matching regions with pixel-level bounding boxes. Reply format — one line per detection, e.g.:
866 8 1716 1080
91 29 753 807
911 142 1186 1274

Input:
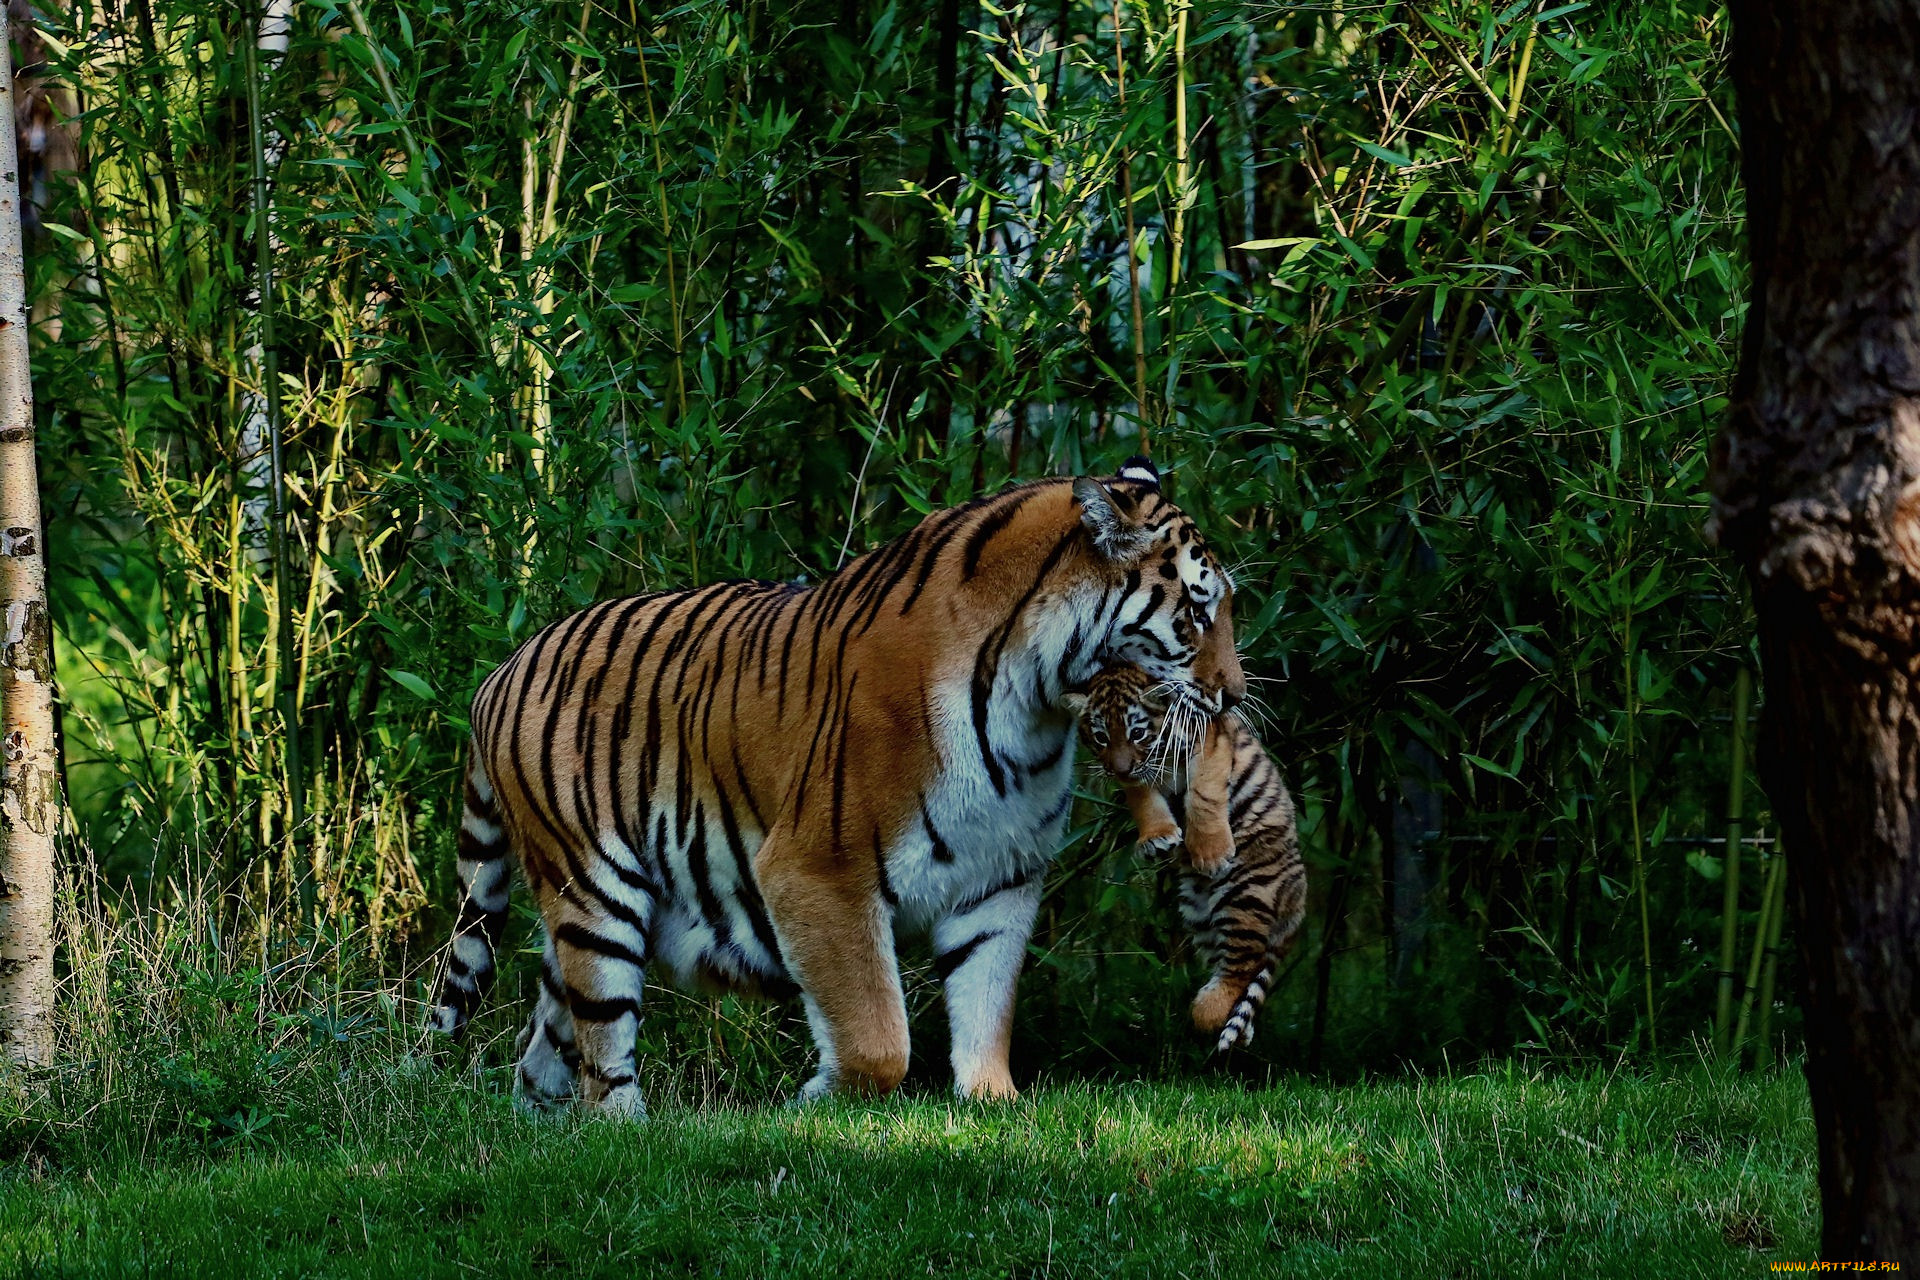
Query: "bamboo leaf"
387 669 435 701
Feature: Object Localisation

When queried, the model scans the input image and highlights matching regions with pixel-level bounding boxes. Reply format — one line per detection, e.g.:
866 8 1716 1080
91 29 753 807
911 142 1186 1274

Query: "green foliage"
28 0 1778 1072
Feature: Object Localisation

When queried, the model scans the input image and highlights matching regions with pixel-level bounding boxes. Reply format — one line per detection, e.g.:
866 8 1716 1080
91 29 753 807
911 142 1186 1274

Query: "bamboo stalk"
1161 0 1191 431
1731 846 1783 1059
1497 2 1544 157
1623 584 1658 1054
243 3 307 916
1714 664 1751 1055
1752 848 1788 1069
633 27 690 425
523 0 594 478
1409 9 1507 117
223 491 251 907
1170 0 1190 291
1112 0 1149 450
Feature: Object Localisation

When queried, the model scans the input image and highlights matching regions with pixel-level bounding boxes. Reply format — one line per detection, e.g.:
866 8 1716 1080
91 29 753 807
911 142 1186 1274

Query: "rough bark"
0 21 55 1068
1712 1 1920 1263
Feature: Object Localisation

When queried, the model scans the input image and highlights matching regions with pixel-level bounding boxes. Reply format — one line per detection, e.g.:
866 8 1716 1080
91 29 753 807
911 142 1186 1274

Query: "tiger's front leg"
934 876 1042 1100
755 828 910 1101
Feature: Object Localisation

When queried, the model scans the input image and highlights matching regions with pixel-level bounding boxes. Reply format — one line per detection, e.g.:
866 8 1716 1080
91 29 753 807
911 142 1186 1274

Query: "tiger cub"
1066 663 1306 1052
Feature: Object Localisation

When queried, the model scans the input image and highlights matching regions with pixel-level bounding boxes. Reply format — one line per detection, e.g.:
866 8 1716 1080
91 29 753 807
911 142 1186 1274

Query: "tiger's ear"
1117 456 1159 490
1074 476 1153 560
1059 691 1089 718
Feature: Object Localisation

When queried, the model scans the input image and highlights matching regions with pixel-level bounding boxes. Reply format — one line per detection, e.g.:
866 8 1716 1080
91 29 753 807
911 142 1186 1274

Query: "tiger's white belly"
887 671 1082 932
886 708 1075 937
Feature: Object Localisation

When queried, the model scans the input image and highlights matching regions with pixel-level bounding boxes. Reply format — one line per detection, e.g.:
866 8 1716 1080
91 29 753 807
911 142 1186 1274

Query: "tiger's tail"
428 745 512 1037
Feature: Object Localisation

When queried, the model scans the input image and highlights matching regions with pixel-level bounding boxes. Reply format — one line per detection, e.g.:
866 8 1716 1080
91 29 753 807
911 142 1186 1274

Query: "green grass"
0 1064 1814 1278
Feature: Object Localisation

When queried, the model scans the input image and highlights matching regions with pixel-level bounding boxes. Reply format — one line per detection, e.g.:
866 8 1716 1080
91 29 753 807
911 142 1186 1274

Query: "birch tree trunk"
1713 0 1920 1262
0 22 56 1068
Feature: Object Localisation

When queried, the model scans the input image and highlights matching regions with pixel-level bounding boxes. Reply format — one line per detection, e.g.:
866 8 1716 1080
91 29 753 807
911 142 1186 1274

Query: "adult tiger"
429 458 1243 1115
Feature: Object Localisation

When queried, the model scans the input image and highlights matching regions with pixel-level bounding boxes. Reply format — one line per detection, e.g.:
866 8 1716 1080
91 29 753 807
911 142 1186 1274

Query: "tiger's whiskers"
1144 682 1208 779
1232 690 1279 739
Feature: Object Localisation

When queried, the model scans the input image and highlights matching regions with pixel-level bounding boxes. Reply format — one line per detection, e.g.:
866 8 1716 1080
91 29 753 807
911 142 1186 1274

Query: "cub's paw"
1184 831 1236 876
1137 827 1184 858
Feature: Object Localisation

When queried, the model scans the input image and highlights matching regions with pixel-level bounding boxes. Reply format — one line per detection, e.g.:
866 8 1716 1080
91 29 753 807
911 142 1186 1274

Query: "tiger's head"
1072 457 1246 713
1061 662 1167 782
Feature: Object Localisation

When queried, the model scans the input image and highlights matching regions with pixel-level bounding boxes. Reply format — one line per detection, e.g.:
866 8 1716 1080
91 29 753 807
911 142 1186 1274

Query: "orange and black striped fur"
1068 663 1305 1053
429 459 1245 1114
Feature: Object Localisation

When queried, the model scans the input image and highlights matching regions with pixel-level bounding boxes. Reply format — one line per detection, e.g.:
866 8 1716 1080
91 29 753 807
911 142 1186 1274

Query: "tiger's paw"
583 1081 647 1122
955 1069 1019 1103
513 1044 577 1114
791 1072 837 1107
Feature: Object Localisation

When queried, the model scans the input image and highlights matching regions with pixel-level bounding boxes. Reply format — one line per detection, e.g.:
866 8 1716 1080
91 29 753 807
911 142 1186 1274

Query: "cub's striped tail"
1212 869 1308 1055
427 747 512 1036
1214 954 1277 1053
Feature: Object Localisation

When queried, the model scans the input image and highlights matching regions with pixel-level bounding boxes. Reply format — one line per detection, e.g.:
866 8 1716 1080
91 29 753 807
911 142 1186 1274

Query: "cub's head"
1073 457 1246 711
1061 663 1165 781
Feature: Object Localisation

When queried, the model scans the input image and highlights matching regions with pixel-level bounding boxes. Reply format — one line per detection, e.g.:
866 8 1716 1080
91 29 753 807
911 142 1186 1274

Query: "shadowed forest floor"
0 1066 1813 1278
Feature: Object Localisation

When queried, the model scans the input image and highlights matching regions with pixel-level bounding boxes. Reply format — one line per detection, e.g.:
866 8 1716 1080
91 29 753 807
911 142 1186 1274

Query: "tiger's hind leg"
1189 861 1268 1037
1216 844 1310 1050
514 930 580 1109
1215 886 1307 1053
428 750 512 1036
544 880 655 1120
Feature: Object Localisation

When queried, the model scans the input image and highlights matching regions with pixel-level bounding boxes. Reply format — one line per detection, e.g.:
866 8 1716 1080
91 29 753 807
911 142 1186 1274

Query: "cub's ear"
1117 456 1160 490
1074 476 1153 560
1059 691 1090 718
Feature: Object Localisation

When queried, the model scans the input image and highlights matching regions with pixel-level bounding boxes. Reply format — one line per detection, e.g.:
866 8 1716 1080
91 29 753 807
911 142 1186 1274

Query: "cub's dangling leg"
1181 719 1238 874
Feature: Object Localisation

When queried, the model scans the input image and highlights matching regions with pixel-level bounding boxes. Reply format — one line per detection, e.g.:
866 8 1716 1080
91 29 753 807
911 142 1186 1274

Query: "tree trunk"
0 22 56 1068
1712 2 1920 1262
